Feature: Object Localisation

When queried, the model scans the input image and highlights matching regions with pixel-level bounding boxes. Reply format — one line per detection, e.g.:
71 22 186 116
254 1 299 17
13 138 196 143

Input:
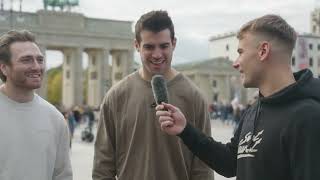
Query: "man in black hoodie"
155 14 320 180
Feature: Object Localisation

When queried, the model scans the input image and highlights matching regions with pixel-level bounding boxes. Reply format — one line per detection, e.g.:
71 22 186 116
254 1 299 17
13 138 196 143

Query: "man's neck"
139 68 178 81
0 83 34 103
259 67 296 97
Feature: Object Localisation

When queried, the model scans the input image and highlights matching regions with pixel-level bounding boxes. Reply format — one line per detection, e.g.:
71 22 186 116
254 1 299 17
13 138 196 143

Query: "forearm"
178 123 237 177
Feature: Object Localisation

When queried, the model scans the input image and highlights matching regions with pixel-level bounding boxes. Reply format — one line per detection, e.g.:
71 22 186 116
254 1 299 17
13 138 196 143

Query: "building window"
91 71 97 80
313 25 317 33
66 70 70 79
309 43 313 50
309 57 313 66
292 57 295 66
92 56 96 65
318 44 320 51
116 57 121 67
213 93 218 101
226 44 229 51
66 55 70 65
212 80 217 88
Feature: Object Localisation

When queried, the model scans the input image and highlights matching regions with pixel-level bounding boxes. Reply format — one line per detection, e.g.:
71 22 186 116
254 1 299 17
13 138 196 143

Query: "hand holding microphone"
151 75 187 135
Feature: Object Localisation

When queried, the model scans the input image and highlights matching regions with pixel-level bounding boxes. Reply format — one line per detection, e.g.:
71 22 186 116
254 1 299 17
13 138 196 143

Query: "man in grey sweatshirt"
0 30 72 180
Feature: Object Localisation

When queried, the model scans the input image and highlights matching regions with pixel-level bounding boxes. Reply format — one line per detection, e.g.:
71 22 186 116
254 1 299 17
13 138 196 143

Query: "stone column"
87 49 109 108
111 49 133 85
225 75 232 103
126 49 134 74
103 49 111 91
36 44 47 98
62 47 83 109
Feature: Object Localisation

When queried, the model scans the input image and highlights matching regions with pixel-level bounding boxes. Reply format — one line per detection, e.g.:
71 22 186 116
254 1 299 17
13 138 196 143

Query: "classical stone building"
311 8 320 34
175 57 249 104
0 10 134 108
209 33 320 78
291 33 320 76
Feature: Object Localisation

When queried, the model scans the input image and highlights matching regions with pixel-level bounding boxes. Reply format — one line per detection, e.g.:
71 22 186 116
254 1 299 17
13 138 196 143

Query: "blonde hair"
237 14 297 52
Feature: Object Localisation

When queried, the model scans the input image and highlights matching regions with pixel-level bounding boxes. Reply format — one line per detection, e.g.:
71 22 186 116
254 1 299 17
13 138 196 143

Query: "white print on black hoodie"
237 130 264 159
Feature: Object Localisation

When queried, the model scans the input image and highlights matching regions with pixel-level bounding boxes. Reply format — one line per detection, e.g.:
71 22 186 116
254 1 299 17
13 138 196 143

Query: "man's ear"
134 39 140 52
0 63 7 76
259 41 270 61
172 37 177 50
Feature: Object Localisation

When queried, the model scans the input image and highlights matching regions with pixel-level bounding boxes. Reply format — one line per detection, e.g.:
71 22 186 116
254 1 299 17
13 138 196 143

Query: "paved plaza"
70 120 236 180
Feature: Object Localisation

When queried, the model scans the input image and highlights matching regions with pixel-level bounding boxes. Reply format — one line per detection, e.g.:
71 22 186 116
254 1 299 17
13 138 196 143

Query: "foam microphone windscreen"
151 75 169 105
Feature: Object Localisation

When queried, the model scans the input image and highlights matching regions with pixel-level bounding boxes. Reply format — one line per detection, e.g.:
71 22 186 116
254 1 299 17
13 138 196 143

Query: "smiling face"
0 41 45 91
135 29 176 80
233 32 263 88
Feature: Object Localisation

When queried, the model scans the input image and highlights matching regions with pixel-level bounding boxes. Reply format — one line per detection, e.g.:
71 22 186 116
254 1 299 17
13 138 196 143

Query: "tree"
47 66 62 106
46 66 88 106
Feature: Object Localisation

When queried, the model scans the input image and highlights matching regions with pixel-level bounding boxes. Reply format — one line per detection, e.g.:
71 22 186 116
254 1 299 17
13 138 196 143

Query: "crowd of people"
59 105 98 147
208 95 259 132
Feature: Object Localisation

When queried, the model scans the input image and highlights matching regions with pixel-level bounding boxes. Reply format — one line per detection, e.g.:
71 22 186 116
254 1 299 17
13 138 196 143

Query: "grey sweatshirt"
0 91 72 180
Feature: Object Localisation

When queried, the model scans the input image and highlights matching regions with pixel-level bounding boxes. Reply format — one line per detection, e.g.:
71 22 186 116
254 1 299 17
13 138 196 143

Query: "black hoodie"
179 69 320 180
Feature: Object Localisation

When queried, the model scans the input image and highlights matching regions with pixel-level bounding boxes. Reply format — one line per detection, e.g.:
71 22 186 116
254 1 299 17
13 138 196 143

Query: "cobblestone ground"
70 120 236 180
210 120 236 180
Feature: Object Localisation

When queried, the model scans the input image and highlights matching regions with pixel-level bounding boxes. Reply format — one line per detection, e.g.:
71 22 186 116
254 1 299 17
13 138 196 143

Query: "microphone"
151 75 169 105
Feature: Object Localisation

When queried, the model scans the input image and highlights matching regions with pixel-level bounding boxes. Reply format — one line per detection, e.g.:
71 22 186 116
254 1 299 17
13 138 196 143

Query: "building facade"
0 10 134 108
175 57 248 104
209 32 320 78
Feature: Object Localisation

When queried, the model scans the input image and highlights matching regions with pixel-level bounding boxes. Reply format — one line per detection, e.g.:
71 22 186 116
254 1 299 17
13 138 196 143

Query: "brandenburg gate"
0 10 134 109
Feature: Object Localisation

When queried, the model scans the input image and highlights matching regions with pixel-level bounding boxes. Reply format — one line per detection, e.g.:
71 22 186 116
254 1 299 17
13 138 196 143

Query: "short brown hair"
237 14 297 52
135 10 175 43
0 30 36 82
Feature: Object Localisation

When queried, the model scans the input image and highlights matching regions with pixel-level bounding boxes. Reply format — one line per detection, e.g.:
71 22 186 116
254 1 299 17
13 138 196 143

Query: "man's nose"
232 61 240 69
152 48 162 59
31 59 43 70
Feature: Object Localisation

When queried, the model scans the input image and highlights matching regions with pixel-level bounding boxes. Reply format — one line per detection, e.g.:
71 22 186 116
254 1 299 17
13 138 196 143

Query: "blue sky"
4 0 318 69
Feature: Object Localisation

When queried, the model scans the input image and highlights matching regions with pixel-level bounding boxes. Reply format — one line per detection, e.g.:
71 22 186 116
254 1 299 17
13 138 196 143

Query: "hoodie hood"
260 69 320 104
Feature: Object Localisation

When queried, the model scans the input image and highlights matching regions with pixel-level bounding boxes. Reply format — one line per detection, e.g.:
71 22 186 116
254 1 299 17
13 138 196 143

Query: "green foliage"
46 66 88 106
47 66 62 106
